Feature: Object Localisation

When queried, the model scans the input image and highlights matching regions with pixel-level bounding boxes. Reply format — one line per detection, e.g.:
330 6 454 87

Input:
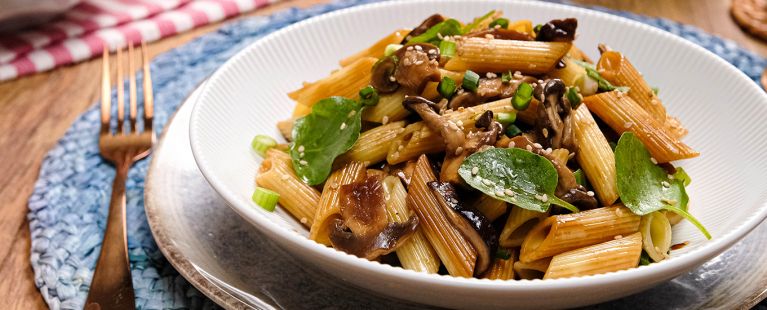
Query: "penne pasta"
470 194 508 222
335 121 406 167
499 207 548 248
382 176 441 273
408 155 477 277
640 211 672 262
596 51 666 124
290 57 377 117
362 89 409 123
484 249 516 280
256 149 321 226
508 19 533 35
583 91 699 163
572 105 619 206
444 37 571 74
309 161 367 245
339 29 409 67
544 232 643 279
519 205 641 263
513 257 551 280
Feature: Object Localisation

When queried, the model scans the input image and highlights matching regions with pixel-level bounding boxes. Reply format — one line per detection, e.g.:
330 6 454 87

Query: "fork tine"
141 41 154 132
101 46 111 134
116 47 125 134
128 43 138 133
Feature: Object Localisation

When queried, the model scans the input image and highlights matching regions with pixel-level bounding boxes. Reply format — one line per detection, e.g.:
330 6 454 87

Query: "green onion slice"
252 187 280 212
495 112 516 126
384 44 403 57
489 18 509 29
505 124 522 137
512 82 533 110
359 85 379 106
462 70 480 93
251 135 277 157
501 71 512 83
439 40 456 58
438 77 457 99
566 86 582 109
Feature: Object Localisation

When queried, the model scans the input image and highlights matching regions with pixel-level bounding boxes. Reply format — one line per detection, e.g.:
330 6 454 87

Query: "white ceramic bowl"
189 1 767 308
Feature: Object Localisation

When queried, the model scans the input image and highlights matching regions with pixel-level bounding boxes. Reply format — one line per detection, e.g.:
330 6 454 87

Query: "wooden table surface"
0 0 765 308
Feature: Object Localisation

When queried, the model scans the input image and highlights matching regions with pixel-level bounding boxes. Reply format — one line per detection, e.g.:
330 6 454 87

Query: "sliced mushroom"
402 14 445 44
440 111 502 184
403 96 465 155
330 175 419 259
394 44 441 94
467 28 533 41
535 79 576 152
449 76 538 110
370 56 399 94
509 135 597 210
536 18 578 42
427 181 497 276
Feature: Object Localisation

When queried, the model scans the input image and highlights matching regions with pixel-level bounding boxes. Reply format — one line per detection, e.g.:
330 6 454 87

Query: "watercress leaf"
458 148 571 213
663 204 712 239
291 97 364 185
674 167 691 187
409 19 463 45
615 132 688 215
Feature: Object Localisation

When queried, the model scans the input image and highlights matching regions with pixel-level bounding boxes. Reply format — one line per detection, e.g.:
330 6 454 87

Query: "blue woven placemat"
27 1 767 309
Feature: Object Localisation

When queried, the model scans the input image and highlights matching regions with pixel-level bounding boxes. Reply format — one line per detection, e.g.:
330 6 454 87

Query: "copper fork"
85 42 155 310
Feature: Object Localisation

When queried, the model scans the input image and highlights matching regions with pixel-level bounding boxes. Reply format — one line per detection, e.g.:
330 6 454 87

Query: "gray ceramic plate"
145 85 767 310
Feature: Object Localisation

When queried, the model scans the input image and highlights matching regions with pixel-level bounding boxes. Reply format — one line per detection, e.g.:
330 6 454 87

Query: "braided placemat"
27 0 767 309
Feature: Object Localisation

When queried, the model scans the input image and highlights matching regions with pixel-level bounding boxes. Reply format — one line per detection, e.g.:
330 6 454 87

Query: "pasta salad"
249 11 709 280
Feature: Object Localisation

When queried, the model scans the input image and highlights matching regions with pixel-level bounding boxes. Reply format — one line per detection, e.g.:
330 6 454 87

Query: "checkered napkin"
0 0 280 82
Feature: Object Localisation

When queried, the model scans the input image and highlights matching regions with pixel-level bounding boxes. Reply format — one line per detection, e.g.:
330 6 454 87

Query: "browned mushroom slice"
508 135 597 210
403 96 465 155
370 56 400 94
427 181 497 276
394 44 441 94
536 79 576 152
440 111 502 183
467 28 533 41
402 14 445 44
330 175 419 259
536 18 578 42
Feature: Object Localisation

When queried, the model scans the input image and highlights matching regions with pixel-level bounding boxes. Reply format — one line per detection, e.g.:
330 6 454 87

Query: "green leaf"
409 19 463 45
615 132 688 216
495 248 512 260
291 97 364 185
674 167 691 187
573 169 587 187
462 10 495 33
663 204 712 239
501 71 512 83
489 18 509 29
639 251 652 266
652 87 659 96
458 148 578 213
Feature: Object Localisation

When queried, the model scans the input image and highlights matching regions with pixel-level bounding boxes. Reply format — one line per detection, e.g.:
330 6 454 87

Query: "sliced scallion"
252 187 280 211
384 44 403 57
533 24 543 34
495 112 516 126
462 70 480 93
359 85 379 106
566 86 582 109
511 82 533 110
489 18 509 29
505 124 522 137
251 135 277 157
501 71 512 83
438 77 457 99
439 40 456 58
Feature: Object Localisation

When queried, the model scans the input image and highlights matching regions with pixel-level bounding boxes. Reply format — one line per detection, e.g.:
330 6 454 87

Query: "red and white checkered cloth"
0 0 280 82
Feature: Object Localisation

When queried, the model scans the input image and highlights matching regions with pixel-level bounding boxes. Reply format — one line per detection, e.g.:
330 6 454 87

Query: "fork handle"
85 162 135 310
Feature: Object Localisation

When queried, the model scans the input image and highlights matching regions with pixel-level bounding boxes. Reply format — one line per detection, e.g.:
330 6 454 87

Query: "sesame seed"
486 72 497 79
281 175 290 181
485 34 494 39
533 143 542 149
505 189 515 196
511 197 517 202
544 148 552 155
537 79 544 84
403 58 412 66
495 190 505 197
437 33 444 39
428 49 437 54
542 128 549 138
299 160 308 166
389 75 396 82
509 141 515 148
382 116 389 125
299 152 305 158
526 145 533 151
624 122 634 129
494 24 501 29
415 60 424 65
340 122 347 130
415 45 423 51
513 71 523 79
456 120 464 127
300 217 307 224
661 198 677 205
347 110 356 117
407 46 414 51
392 152 400 159
587 191 595 197
482 179 494 186
297 145 305 153
667 174 674 179
398 145 404 151
650 157 658 164
455 147 464 155
471 166 479 175
541 194 548 202
614 235 623 240
331 182 339 189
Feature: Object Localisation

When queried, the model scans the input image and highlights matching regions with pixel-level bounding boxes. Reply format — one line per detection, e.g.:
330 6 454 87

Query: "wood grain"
0 0 763 308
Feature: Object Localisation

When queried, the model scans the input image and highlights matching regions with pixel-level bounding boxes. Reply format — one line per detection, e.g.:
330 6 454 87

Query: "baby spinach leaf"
290 97 364 185
458 148 578 213
409 19 463 45
615 132 688 215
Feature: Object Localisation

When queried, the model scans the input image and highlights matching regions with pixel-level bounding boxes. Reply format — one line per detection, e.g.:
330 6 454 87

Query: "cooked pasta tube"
387 98 517 164
408 155 477 277
573 105 619 206
640 211 672 262
309 161 366 245
256 149 321 226
290 57 377 116
596 51 666 124
583 91 699 163
519 205 641 263
335 121 406 167
499 207 548 248
382 176 441 273
548 57 598 96
444 37 571 74
276 117 297 142
513 257 551 280
544 232 643 279
515 99 539 125
339 29 409 67
508 19 533 35
484 249 516 280
470 194 507 222
362 89 409 123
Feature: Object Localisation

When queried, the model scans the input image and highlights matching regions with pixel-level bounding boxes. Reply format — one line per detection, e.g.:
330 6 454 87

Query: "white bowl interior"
189 0 767 308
